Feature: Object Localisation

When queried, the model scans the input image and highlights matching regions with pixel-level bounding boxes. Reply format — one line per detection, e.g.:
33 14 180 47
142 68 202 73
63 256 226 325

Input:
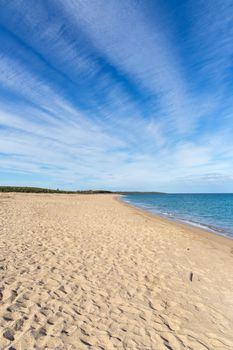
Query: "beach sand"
0 193 233 350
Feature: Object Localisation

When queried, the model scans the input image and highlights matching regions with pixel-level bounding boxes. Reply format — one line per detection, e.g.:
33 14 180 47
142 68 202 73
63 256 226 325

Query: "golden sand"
0 193 233 349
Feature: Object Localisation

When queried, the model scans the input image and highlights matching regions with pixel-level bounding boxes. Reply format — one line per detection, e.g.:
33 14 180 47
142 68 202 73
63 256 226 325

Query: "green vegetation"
0 186 112 194
0 186 72 193
0 186 164 194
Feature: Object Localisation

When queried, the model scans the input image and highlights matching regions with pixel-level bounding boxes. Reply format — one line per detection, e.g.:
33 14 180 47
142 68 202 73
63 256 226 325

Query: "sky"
0 0 233 192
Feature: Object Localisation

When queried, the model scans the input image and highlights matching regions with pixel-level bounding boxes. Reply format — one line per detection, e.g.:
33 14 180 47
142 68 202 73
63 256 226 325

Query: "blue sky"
0 0 233 192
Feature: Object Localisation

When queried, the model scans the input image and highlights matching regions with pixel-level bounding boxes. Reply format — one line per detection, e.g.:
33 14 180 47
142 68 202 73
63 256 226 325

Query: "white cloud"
0 0 233 191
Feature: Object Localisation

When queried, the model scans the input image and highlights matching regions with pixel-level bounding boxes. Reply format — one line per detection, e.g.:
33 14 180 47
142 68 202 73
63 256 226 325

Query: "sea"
122 193 233 239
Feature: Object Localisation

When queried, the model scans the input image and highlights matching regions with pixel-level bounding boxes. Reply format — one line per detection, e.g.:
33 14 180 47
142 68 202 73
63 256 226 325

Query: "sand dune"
0 193 233 349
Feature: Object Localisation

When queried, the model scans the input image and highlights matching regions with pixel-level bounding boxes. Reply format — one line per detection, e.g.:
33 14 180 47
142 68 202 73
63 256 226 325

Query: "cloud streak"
0 0 233 192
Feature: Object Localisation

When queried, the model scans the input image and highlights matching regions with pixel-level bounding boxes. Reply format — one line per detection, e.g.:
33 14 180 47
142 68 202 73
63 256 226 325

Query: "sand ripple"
0 194 233 349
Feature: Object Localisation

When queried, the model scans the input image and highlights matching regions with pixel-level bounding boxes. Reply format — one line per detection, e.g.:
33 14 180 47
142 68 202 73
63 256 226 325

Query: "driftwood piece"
189 272 193 282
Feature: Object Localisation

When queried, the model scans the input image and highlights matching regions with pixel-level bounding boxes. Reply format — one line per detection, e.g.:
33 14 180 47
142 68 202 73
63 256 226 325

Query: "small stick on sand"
0 288 3 301
189 272 193 282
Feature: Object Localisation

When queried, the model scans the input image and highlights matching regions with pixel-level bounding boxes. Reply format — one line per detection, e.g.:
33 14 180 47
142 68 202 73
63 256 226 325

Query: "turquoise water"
122 194 233 239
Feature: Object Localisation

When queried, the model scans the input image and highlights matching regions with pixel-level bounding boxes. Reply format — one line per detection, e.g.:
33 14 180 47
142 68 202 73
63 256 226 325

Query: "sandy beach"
0 193 233 350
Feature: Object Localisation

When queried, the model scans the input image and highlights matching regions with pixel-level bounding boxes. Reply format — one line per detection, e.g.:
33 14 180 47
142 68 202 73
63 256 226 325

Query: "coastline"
1 193 233 349
118 194 233 246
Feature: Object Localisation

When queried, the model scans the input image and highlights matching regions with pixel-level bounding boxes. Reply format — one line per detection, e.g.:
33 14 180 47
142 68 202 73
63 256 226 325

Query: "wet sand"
0 193 233 349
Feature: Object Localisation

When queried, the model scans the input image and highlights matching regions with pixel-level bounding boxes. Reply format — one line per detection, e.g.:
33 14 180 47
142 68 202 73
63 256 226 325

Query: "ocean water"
122 194 233 239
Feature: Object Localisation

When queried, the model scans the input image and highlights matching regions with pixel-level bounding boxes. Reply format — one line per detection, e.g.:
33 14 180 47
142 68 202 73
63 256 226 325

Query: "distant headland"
0 186 164 195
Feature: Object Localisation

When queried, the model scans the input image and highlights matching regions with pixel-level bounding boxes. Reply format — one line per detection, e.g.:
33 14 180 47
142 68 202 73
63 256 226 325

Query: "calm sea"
122 193 233 239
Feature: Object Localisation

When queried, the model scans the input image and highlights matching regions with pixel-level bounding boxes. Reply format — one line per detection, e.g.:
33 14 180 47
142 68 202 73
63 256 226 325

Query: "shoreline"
1 193 233 349
118 194 233 246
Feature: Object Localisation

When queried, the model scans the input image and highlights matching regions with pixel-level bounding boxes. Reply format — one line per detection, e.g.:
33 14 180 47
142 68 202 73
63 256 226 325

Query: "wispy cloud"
0 0 233 191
